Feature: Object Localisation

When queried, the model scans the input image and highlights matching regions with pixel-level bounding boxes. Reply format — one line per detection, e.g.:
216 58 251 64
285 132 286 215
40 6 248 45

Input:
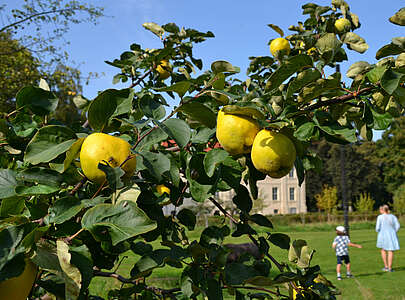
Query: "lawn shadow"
354 266 405 278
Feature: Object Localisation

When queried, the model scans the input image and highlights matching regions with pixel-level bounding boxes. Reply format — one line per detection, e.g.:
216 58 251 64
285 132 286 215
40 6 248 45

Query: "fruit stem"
69 176 88 196
65 228 85 243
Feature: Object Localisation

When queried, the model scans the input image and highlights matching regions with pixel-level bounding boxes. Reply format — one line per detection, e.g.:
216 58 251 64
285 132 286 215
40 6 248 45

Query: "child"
332 226 362 280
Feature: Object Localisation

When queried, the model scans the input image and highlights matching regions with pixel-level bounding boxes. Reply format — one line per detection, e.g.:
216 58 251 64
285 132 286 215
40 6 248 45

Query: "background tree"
393 184 405 216
354 192 375 220
316 185 338 222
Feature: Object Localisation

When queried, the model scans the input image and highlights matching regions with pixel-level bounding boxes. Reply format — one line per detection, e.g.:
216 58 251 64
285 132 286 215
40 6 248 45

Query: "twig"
65 228 84 243
69 177 88 196
208 197 284 271
130 68 153 89
303 86 374 111
224 285 279 296
91 179 106 200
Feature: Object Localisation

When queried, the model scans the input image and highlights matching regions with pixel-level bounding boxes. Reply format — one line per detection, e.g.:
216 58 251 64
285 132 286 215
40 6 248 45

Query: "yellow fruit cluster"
216 107 296 178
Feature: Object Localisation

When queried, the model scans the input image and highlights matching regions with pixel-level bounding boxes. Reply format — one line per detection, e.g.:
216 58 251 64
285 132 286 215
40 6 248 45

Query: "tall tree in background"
377 116 405 194
0 0 103 120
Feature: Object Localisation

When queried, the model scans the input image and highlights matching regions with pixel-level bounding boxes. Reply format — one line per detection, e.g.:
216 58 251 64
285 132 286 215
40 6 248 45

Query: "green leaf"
137 152 171 181
376 43 404 60
342 32 369 54
232 185 252 213
211 60 240 74
142 22 164 37
315 33 342 54
113 183 141 204
370 105 394 130
381 69 403 94
72 95 89 109
57 240 82 300
63 137 85 173
47 197 84 224
200 225 229 247
188 179 212 202
0 197 24 217
203 149 229 177
15 184 59 195
0 225 26 281
178 101 217 128
88 89 133 131
225 263 261 285
249 214 273 228
268 233 290 250
366 66 387 83
158 118 191 149
222 105 265 120
286 68 321 98
346 61 371 78
24 125 77 165
294 122 315 141
154 81 191 98
266 54 313 92
16 167 63 187
97 163 125 190
288 239 314 268
177 208 196 230
389 7 405 26
82 201 157 246
207 278 223 300
16 85 58 116
0 169 17 199
267 24 284 37
135 128 168 151
139 95 166 120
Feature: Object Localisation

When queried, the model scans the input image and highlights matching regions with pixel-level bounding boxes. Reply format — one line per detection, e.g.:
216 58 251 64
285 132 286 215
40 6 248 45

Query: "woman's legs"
381 249 388 269
387 250 394 270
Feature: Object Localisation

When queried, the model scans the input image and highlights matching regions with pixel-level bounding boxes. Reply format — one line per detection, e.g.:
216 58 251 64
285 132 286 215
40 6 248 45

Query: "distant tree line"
306 116 405 212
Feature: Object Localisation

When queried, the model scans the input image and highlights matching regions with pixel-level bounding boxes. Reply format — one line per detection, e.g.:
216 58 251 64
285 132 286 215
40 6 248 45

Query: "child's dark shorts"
337 255 350 264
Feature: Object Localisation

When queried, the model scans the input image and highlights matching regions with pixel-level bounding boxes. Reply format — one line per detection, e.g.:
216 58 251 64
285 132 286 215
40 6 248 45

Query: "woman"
376 205 400 272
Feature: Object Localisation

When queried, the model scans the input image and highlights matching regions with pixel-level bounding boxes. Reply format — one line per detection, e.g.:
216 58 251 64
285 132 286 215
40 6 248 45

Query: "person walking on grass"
376 204 400 272
332 225 362 280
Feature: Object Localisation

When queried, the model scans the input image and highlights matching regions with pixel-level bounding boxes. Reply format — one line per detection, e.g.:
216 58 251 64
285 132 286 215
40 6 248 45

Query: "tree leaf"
24 125 77 165
142 22 165 37
158 118 191 149
315 33 342 54
178 101 217 128
47 197 84 224
267 24 284 37
266 54 313 92
15 184 59 195
342 32 369 54
154 81 191 98
249 214 273 228
137 151 171 181
211 60 240 74
375 43 404 60
232 185 252 213
139 95 166 120
82 201 157 246
222 105 265 120
97 163 124 191
225 263 261 285
294 122 315 141
63 137 85 173
16 85 58 116
286 68 321 98
57 240 82 300
177 208 196 230
381 69 403 95
268 233 290 250
346 61 371 78
389 7 405 26
16 167 64 187
203 149 229 177
366 66 387 83
88 89 132 131
0 169 17 199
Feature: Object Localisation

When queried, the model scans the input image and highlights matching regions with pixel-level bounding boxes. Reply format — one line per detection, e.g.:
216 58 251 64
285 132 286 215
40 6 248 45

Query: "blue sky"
10 0 405 138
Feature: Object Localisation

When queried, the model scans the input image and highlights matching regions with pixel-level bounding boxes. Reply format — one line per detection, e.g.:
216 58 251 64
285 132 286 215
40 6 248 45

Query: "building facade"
217 167 307 215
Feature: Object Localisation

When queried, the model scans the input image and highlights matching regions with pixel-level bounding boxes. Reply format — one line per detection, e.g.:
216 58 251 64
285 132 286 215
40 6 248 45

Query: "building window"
289 187 295 201
274 209 278 214
289 207 297 214
289 168 294 178
272 187 278 200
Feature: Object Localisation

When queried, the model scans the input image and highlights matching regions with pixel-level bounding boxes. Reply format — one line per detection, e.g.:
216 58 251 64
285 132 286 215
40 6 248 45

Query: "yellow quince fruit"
156 59 172 80
335 18 351 33
156 184 170 195
251 129 296 178
270 37 291 57
0 259 37 300
80 133 137 184
216 108 260 156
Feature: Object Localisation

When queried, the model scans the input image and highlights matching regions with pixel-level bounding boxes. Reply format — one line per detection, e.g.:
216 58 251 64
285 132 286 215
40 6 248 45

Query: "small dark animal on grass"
224 243 263 263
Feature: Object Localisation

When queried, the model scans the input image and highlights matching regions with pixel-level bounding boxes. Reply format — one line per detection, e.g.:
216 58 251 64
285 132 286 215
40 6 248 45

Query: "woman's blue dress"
376 214 400 251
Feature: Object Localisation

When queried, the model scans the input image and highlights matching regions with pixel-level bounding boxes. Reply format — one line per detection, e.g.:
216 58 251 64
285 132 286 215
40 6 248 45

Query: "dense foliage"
1 1 404 299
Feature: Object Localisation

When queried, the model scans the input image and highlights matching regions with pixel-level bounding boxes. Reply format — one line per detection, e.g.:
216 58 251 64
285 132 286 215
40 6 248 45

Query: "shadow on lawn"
354 266 405 278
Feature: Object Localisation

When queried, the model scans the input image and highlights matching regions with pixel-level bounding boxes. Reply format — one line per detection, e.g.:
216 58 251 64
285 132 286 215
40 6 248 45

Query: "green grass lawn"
89 226 405 299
